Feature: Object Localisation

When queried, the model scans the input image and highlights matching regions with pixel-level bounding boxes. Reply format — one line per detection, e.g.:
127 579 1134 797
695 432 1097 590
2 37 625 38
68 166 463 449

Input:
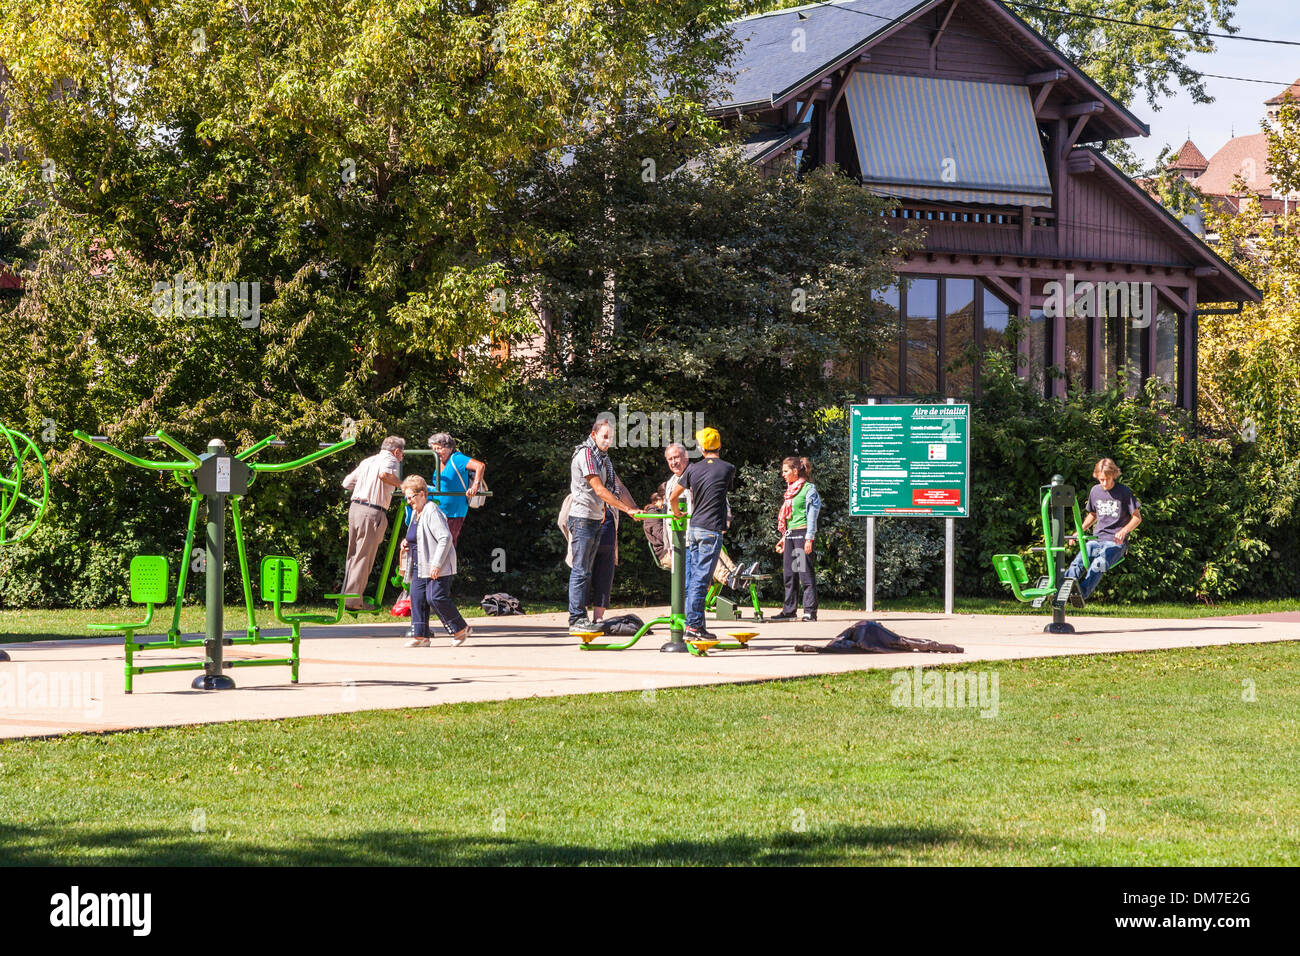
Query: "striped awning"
846 73 1053 208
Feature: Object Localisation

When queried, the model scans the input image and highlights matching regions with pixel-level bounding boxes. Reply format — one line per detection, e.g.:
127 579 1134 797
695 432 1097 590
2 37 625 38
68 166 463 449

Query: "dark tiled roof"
680 122 812 174
739 122 813 163
719 0 928 110
713 0 1147 142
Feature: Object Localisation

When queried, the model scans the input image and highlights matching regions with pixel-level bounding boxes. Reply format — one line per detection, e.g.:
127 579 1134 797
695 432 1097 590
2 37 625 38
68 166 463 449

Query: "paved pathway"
0 608 1294 739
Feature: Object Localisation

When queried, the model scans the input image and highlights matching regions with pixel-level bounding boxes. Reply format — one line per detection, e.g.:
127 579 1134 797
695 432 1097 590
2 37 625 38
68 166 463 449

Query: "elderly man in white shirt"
340 436 405 610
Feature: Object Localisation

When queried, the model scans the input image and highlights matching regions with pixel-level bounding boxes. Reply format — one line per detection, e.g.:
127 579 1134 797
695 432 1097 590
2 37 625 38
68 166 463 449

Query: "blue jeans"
685 526 724 629
567 515 605 623
1066 539 1126 599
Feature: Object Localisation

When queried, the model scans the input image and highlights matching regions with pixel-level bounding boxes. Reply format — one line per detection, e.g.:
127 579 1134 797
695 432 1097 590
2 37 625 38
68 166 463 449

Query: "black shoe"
801 612 817 622
771 612 797 622
1069 587 1085 609
685 626 717 641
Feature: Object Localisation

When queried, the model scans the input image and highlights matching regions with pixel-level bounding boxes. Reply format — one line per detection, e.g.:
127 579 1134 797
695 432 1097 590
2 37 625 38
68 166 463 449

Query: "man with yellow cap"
668 426 735 640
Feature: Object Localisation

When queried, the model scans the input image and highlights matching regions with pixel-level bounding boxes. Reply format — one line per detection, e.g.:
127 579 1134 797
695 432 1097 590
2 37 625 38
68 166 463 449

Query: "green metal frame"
645 513 766 625
992 486 1086 602
704 561 768 621
992 482 1125 605
0 422 50 546
75 429 356 691
581 512 750 656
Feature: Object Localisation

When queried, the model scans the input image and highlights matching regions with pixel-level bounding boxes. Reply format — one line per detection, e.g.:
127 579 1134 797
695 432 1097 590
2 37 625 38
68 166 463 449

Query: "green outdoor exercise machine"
73 429 356 691
991 474 1105 634
578 511 754 656
0 421 51 661
0 422 49 547
705 557 768 622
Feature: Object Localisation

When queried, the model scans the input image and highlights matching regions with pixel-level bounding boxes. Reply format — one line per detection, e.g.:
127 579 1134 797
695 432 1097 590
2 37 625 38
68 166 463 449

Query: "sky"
1127 0 1299 171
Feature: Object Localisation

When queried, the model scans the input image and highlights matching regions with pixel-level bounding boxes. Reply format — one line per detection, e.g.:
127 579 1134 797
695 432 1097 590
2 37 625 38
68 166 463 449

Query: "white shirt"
342 451 400 507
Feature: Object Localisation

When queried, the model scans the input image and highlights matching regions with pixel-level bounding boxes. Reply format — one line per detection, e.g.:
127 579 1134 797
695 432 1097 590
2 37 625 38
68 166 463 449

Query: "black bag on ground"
795 620 963 654
601 614 646 637
480 592 526 616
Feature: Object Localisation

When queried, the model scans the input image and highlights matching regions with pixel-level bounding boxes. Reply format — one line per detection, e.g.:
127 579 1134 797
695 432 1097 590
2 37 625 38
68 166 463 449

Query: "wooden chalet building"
715 0 1260 409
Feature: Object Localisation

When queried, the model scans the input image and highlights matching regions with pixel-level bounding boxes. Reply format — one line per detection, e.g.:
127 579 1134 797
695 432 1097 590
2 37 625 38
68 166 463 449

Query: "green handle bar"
72 430 198 471
236 435 279 461
153 430 202 467
631 510 691 532
248 437 356 473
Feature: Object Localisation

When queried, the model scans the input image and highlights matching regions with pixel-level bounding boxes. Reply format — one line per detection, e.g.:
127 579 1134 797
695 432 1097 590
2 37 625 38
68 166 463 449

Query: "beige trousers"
343 503 389 603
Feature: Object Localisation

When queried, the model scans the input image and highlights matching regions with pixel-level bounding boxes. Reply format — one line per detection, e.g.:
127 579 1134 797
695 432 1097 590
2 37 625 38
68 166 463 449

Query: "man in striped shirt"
567 418 640 634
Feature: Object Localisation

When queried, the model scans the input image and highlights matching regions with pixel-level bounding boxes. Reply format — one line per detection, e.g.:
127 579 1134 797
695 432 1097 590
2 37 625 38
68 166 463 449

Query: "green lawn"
2 642 1297 865
2 595 1294 642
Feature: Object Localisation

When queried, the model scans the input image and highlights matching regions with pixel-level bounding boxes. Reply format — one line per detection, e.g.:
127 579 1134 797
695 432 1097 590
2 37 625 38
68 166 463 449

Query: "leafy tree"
1143 143 1208 219
0 0 743 605
1198 99 1300 456
519 124 916 459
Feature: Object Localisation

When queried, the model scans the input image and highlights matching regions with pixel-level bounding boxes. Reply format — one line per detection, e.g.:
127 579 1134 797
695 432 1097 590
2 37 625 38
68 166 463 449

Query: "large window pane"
1125 317 1146 398
944 278 976 396
981 286 1013 355
1027 308 1050 398
867 283 901 393
1065 315 1089 393
1098 313 1124 387
905 278 938 393
1154 308 1180 400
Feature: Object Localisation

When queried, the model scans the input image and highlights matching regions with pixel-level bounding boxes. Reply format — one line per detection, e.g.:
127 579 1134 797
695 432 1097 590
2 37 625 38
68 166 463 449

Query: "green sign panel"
849 403 970 518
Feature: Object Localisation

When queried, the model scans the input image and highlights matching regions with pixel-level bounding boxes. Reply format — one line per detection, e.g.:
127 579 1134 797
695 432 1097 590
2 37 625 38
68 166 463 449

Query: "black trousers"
782 529 817 616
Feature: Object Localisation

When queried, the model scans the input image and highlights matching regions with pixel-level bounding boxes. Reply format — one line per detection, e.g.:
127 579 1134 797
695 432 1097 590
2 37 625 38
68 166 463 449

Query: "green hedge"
722 351 1300 606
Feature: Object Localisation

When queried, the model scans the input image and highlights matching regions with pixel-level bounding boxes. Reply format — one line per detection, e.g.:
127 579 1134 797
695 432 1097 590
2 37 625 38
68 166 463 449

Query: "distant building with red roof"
1164 78 1300 222
1168 139 1208 179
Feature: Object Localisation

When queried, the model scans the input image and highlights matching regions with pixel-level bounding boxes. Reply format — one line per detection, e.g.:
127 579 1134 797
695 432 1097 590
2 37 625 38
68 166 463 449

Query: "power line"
773 1 1300 86
1004 2 1300 48
1200 72 1299 87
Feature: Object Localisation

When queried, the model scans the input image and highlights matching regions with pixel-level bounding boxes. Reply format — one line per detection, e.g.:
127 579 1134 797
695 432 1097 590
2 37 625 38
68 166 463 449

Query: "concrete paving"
0 607 1295 739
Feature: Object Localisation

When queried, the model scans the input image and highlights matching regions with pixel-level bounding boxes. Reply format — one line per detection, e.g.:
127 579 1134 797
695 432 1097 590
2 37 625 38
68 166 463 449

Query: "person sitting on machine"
1064 457 1140 607
647 470 755 588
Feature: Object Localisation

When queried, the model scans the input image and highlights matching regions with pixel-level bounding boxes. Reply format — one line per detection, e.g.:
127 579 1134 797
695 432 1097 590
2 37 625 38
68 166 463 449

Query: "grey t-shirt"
570 437 621 521
1088 482 1140 542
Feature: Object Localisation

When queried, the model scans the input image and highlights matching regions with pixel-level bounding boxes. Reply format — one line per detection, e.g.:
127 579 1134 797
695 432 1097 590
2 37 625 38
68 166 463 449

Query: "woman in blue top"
772 457 822 622
427 432 485 546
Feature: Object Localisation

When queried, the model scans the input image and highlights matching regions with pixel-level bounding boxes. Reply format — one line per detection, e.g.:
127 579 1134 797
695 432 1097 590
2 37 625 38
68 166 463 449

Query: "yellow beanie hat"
696 427 721 452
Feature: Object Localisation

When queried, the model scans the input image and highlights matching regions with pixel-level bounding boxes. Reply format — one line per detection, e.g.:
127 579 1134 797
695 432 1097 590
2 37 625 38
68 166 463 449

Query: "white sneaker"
450 625 471 647
404 637 430 647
